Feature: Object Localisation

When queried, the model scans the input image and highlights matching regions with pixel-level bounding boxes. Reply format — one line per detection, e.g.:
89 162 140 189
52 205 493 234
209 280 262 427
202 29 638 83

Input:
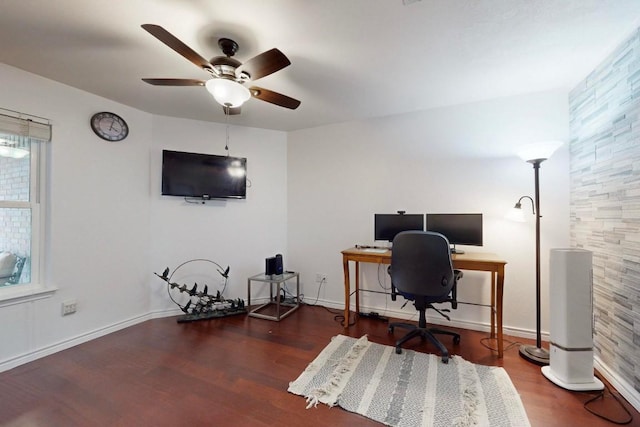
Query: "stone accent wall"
569 28 640 394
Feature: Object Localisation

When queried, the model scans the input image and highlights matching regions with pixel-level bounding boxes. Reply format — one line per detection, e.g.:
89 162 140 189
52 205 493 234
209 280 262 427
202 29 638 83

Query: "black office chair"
388 230 462 363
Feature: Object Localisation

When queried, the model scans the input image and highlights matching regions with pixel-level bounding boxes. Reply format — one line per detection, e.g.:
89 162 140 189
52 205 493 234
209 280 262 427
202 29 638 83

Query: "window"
0 111 52 303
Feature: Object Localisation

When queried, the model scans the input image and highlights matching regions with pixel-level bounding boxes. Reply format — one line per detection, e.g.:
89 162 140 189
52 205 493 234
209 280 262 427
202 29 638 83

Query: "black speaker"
265 257 277 276
275 254 283 275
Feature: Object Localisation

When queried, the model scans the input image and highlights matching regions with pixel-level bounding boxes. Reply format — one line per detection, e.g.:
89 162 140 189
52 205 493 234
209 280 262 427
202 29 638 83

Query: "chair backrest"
391 231 455 299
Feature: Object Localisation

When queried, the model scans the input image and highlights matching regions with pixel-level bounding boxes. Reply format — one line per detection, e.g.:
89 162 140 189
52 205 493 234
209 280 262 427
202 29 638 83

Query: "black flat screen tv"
161 150 247 199
374 213 424 242
425 213 483 247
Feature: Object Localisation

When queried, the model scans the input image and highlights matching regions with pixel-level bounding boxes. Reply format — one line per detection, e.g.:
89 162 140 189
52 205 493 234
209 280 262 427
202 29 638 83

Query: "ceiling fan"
141 24 301 115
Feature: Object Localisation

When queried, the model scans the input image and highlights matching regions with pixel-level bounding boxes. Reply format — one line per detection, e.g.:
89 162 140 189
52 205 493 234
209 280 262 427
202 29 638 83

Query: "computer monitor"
425 213 483 253
374 213 424 242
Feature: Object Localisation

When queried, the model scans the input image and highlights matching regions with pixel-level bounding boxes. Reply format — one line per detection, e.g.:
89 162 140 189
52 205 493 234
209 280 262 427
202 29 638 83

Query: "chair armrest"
387 265 398 301
451 269 463 310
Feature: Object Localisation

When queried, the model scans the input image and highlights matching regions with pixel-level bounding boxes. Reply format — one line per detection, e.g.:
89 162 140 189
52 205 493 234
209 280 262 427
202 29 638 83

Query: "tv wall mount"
154 258 246 322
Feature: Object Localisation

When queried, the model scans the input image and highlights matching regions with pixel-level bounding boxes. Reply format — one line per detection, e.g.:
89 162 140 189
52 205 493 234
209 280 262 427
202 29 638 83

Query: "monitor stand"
450 245 464 254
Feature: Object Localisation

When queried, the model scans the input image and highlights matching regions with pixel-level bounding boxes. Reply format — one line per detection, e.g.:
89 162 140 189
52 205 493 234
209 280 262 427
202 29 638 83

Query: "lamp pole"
519 158 550 365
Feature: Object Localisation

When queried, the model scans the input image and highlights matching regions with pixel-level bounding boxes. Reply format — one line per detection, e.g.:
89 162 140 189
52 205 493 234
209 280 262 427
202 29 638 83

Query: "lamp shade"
505 206 526 222
505 196 534 222
516 140 563 162
205 79 251 108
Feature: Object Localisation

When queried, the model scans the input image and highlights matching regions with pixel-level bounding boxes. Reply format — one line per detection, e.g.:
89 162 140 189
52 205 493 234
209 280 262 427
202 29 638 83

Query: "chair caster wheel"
453 336 460 344
441 357 449 364
388 326 394 333
395 347 402 354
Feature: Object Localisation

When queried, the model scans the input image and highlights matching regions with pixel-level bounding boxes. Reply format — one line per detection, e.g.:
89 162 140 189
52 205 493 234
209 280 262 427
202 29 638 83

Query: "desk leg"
490 272 496 339
496 266 505 358
355 261 360 316
342 256 350 330
247 278 251 309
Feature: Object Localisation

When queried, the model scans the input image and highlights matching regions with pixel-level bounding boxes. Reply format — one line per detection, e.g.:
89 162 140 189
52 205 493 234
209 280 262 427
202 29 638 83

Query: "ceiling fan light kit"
205 79 251 108
141 24 300 114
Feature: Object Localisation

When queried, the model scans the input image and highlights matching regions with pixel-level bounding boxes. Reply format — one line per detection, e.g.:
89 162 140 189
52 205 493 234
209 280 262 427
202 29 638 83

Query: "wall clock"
90 112 129 141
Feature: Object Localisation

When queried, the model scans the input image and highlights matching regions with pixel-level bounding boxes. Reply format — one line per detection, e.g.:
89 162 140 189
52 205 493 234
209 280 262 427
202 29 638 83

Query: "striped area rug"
288 335 530 427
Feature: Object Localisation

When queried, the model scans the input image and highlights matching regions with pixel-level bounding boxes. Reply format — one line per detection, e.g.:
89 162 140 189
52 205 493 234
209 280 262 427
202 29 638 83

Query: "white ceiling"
1 0 640 131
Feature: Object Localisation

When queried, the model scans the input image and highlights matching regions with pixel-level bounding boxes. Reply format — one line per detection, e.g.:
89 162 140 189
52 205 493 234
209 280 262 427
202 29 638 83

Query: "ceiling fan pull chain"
224 106 230 154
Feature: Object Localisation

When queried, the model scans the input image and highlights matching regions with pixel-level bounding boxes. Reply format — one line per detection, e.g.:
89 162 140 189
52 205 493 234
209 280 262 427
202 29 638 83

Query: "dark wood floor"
0 304 637 426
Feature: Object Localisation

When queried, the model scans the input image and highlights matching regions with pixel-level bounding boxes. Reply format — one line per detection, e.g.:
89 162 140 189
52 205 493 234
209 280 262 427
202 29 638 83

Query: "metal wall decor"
154 258 246 322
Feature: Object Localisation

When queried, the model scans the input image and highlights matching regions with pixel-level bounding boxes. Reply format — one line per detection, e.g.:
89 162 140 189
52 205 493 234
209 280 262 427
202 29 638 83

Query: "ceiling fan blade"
142 78 205 86
141 24 216 74
237 49 291 81
223 106 241 115
250 86 301 110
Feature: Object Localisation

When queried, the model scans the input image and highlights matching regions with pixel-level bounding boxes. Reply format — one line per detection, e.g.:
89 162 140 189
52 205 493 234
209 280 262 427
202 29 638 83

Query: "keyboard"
361 248 388 253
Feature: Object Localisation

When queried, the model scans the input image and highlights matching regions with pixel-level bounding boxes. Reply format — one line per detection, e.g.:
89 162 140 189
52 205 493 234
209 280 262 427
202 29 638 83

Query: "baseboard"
0 312 153 373
0 301 277 373
149 306 183 318
4 300 637 415
313 298 549 342
0 299 549 373
594 356 640 413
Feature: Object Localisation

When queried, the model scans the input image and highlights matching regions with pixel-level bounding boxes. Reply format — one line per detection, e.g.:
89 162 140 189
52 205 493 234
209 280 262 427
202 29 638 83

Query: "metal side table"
247 272 300 321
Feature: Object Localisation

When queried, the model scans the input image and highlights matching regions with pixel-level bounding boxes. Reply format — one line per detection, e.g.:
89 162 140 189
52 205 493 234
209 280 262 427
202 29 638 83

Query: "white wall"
0 60 569 369
0 63 153 366
0 63 288 370
287 90 570 337
148 116 288 312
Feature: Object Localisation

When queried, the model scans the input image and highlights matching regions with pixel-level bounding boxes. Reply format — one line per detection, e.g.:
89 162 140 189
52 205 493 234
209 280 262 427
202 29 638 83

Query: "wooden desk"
341 247 507 358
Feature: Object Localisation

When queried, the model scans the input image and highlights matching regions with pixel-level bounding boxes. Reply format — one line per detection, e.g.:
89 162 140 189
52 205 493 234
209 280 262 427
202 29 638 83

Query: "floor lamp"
508 141 563 365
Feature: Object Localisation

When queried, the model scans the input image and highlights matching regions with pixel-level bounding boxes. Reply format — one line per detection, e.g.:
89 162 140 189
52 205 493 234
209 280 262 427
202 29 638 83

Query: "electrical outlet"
61 300 77 316
315 273 327 283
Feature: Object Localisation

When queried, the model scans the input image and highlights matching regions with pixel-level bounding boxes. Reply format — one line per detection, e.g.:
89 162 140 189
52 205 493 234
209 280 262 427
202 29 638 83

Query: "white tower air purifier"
541 248 603 391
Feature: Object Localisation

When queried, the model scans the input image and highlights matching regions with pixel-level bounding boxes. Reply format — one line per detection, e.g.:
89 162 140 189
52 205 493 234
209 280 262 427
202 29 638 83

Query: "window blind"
0 112 51 142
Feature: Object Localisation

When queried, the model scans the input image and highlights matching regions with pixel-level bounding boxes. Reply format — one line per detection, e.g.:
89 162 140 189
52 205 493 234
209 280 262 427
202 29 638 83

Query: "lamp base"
519 344 549 365
541 366 604 391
